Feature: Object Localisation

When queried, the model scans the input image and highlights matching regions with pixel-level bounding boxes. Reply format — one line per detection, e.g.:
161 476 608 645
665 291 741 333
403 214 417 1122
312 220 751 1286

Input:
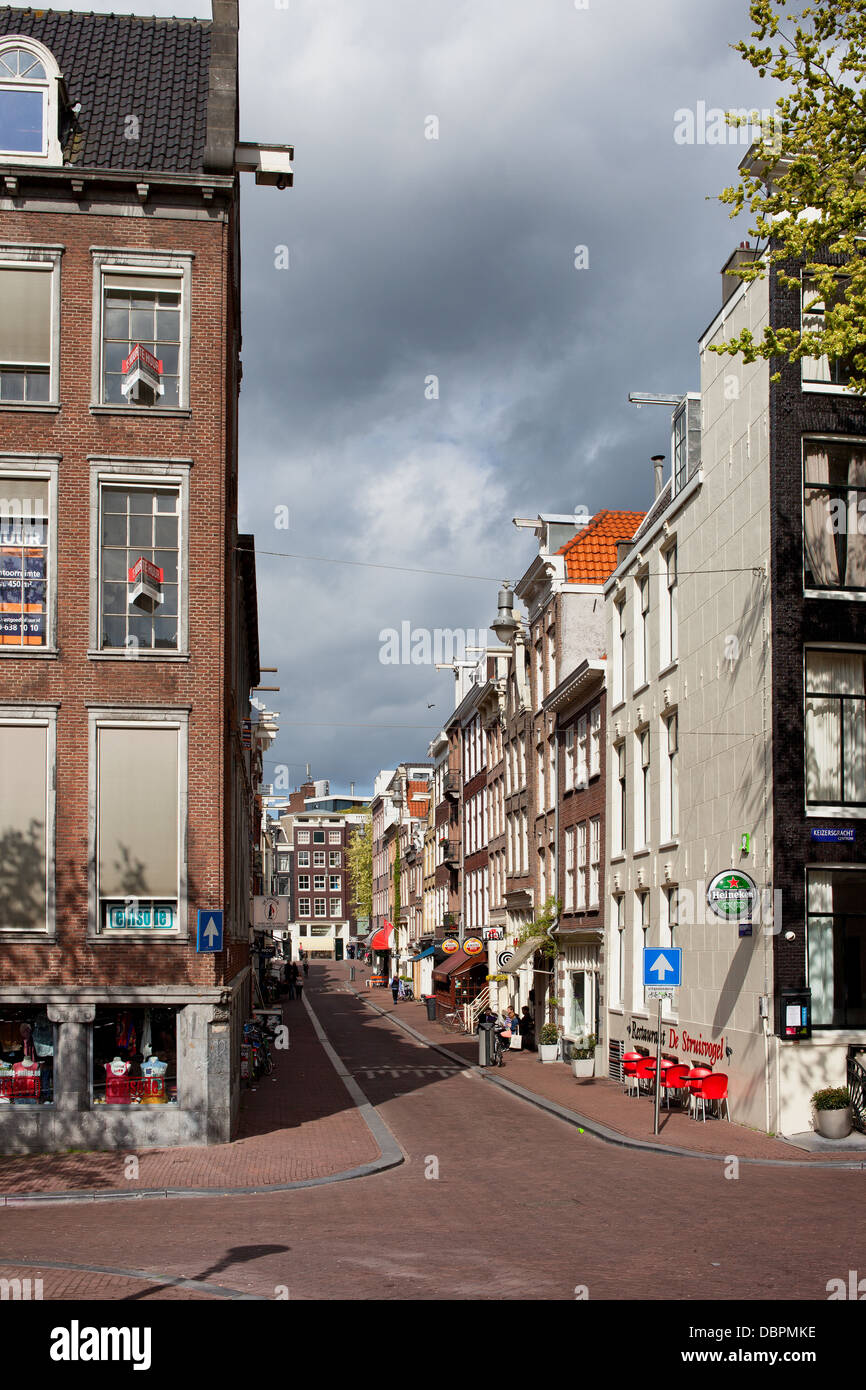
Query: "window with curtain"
576 823 586 909
564 826 574 911
576 714 588 789
0 265 52 402
97 724 179 930
0 721 48 931
589 817 600 905
803 441 866 590
805 649 866 806
807 868 866 1027
590 703 601 777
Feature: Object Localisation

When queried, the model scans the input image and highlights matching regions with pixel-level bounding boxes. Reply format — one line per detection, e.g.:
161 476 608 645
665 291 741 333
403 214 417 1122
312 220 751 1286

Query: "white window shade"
0 266 51 363
98 726 179 899
0 722 47 928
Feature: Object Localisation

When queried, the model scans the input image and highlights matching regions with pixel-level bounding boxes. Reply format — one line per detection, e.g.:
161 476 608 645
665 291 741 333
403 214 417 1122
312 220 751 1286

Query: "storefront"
0 978 247 1153
431 947 488 1018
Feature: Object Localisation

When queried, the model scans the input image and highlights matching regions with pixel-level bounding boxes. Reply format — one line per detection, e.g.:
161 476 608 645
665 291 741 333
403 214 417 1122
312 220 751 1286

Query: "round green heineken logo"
707 870 758 921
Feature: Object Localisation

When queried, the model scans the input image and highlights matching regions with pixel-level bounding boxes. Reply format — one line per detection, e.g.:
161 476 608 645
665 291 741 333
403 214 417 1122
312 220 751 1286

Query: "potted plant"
812 1086 853 1139
538 1022 559 1063
571 1033 597 1079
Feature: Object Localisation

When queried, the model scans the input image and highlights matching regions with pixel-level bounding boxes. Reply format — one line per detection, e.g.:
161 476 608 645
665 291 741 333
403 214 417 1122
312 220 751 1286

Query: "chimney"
652 455 665 498
721 240 757 307
616 539 632 566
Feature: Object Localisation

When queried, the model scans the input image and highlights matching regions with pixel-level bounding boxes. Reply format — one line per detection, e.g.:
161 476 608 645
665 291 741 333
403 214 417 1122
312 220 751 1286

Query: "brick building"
0 5 289 1149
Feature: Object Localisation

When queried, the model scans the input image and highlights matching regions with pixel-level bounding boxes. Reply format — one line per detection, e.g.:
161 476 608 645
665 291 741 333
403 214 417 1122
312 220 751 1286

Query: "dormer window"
0 38 62 165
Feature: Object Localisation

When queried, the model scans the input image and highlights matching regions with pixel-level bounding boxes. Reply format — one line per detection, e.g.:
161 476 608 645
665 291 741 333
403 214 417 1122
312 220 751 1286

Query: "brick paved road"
0 963 863 1302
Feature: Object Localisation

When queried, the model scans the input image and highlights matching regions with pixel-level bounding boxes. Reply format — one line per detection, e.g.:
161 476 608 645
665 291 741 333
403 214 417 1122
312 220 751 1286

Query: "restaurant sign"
706 870 758 922
462 936 484 955
441 937 459 954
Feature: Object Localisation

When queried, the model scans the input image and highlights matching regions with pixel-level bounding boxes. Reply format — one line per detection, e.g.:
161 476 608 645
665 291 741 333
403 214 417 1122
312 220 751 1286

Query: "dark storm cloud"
65 0 776 792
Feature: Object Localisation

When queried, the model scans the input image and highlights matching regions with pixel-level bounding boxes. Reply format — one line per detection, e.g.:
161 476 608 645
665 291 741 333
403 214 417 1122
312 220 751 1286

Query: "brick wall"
769 256 866 1014
0 202 241 991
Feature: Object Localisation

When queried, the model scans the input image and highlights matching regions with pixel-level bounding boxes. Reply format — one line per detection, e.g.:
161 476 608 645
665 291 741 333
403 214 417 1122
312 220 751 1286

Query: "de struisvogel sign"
707 869 759 922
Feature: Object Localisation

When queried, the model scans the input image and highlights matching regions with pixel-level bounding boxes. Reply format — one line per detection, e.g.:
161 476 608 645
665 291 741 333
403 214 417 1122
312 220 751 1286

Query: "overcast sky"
71 0 774 796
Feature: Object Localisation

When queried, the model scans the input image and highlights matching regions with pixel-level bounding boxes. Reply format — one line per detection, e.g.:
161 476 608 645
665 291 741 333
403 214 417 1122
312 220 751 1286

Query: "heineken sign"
707 870 758 921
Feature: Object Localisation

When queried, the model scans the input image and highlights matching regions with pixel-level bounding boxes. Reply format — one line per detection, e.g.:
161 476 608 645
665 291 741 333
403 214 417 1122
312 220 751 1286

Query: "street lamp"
490 581 520 645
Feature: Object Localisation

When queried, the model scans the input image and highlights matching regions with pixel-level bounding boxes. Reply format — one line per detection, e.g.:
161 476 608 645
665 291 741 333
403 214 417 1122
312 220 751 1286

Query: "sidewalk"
349 961 861 1164
0 983 380 1199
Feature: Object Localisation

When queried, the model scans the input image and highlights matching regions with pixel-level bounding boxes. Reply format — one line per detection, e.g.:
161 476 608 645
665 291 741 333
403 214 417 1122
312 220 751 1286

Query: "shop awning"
433 947 486 980
371 923 394 951
502 935 546 974
409 946 435 961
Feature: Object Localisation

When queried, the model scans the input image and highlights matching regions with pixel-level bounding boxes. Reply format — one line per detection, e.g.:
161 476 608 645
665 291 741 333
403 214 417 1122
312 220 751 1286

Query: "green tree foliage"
713 0 866 392
346 814 372 918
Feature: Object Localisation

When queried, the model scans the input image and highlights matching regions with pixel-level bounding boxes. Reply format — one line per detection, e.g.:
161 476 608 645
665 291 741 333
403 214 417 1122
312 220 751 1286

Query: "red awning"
371 924 394 951
432 947 486 980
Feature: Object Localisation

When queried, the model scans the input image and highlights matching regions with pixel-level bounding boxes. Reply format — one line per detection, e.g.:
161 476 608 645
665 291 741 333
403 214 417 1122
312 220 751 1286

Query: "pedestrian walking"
287 973 296 1000
519 1005 535 1051
295 973 304 1002
302 960 309 978
390 975 399 1003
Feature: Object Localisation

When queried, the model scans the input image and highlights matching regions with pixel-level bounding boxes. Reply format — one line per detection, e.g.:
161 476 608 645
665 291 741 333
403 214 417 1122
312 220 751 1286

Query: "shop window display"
92 1006 179 1105
0 1006 54 1104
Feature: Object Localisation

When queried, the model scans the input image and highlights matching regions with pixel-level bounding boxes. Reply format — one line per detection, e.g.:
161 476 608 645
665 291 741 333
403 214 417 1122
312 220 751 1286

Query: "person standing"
390 975 399 1004
302 959 309 978
295 971 304 1002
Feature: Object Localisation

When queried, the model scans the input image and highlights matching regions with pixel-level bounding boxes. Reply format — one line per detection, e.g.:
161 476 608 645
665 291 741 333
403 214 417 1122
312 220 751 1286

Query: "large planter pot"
572 1056 594 1079
815 1106 853 1140
538 1043 559 1064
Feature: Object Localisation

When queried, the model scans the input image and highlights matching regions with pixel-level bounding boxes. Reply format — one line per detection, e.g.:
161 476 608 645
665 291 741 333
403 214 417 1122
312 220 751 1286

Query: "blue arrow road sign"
643 946 682 987
197 910 224 953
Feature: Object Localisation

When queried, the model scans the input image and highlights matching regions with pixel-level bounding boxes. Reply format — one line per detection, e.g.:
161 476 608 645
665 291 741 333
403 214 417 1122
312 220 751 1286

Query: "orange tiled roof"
557 510 646 583
407 780 431 817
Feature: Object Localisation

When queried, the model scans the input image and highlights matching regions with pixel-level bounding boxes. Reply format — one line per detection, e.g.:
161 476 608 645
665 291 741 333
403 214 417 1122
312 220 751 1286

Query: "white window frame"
297 849 310 865
90 249 193 414
329 830 341 843
330 898 342 916
589 816 600 906
87 706 188 940
329 850 341 867
635 573 650 690
576 715 588 790
297 831 310 844
88 458 191 660
299 898 310 917
0 455 59 655
298 874 310 892
314 897 327 917
589 703 601 778
0 37 63 166
564 826 575 911
0 245 62 408
576 822 587 910
0 703 57 938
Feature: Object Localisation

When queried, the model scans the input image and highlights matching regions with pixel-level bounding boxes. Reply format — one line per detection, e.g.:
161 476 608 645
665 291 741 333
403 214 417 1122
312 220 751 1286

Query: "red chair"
635 1057 656 1095
662 1063 690 1110
622 1058 641 1098
686 1066 712 1118
695 1072 730 1122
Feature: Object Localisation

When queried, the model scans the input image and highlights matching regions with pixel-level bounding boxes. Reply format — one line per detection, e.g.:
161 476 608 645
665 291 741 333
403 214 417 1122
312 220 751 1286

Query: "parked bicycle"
442 1007 467 1034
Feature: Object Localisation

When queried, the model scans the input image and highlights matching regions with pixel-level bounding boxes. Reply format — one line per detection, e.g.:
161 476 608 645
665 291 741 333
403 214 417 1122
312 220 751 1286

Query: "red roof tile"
557 510 645 583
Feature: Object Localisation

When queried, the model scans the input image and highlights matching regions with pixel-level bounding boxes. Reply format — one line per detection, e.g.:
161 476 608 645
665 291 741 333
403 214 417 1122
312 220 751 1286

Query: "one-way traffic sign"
643 947 682 988
197 910 224 953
